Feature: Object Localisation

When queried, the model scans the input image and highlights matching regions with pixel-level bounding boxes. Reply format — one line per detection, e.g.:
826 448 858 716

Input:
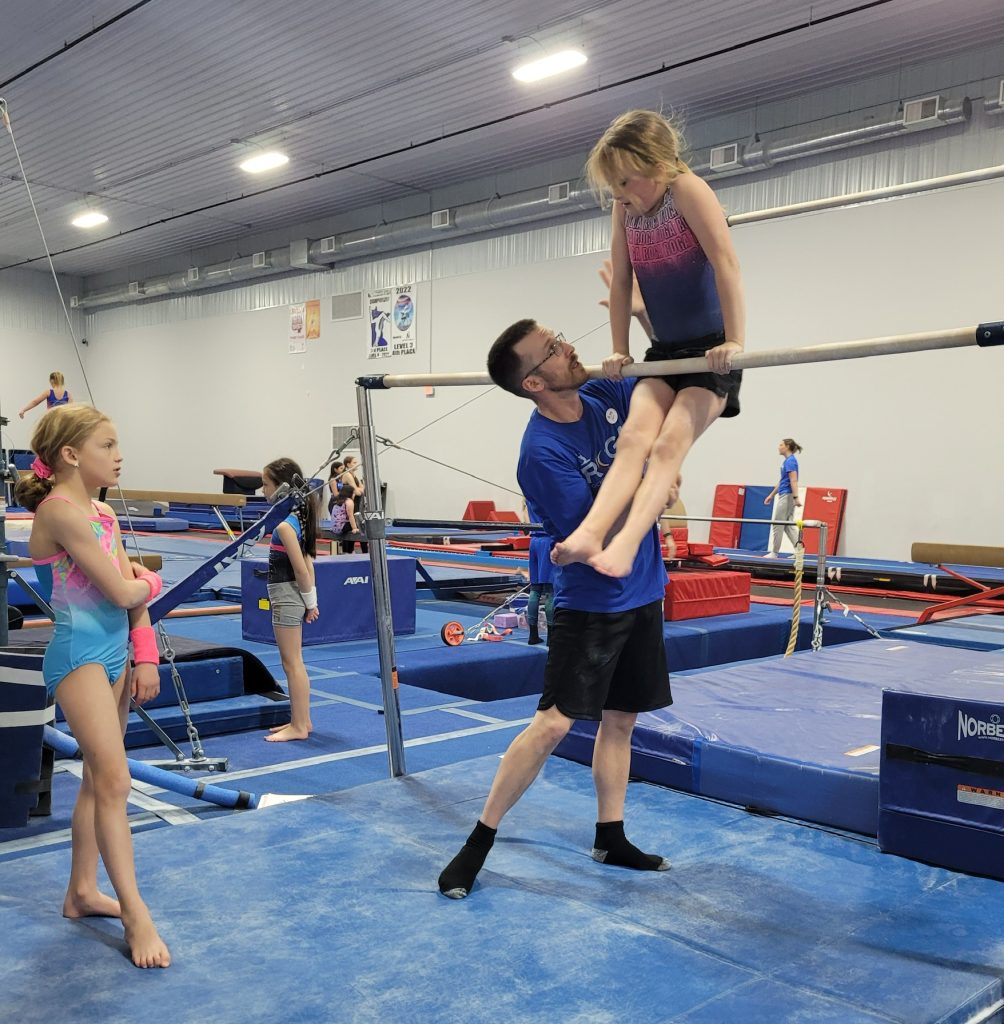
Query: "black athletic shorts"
644 332 742 418
538 600 672 721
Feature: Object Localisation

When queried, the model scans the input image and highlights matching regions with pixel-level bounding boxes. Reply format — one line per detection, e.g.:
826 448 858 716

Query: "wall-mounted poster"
367 284 417 358
305 298 321 340
289 302 306 354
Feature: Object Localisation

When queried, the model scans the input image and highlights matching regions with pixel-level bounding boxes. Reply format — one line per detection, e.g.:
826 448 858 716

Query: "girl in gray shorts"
262 457 319 742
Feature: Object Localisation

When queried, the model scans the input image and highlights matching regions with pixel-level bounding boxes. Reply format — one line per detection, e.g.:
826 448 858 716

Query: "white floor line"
61 762 202 825
140 717 533 788
437 708 506 724
0 812 164 856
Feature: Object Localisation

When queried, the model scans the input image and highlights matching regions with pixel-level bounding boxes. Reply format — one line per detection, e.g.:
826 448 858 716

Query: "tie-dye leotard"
32 496 129 697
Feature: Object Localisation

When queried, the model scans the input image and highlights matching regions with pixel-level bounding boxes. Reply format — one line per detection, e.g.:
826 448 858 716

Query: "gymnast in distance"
553 109 746 577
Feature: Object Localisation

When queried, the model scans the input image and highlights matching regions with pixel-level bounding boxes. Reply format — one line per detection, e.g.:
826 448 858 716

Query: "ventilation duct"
690 98 969 176
75 98 971 310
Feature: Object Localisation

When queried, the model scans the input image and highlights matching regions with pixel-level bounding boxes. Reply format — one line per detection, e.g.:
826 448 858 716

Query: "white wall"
78 175 1003 559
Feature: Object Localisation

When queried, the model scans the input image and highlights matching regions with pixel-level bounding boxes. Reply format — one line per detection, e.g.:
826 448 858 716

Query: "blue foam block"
738 485 773 551
879 689 1004 879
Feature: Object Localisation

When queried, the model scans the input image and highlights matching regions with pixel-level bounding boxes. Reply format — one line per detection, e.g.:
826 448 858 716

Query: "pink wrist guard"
130 626 160 665
137 568 163 602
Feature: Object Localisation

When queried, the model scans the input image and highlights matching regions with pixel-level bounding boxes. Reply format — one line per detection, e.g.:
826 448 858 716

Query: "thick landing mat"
558 640 1004 837
893 613 1004 651
1 757 1001 1023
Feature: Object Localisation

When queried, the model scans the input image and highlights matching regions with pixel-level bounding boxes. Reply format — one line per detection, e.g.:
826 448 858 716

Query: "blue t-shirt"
778 455 799 496
517 379 667 613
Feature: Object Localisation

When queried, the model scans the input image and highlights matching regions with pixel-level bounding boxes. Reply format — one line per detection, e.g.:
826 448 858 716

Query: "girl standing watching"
262 458 319 742
16 404 170 968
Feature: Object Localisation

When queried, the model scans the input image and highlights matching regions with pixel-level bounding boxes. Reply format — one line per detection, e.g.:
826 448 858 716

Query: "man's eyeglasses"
523 332 566 380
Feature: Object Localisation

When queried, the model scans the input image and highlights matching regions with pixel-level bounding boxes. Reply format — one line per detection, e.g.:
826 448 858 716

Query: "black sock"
591 820 670 871
528 628 542 645
438 820 497 898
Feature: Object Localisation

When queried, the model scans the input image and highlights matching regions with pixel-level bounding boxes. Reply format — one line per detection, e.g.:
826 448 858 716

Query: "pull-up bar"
358 322 1003 389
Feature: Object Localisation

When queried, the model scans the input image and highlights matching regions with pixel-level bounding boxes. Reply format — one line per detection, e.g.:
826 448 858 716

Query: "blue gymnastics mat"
2 756 1002 1023
557 640 1004 836
891 613 1004 651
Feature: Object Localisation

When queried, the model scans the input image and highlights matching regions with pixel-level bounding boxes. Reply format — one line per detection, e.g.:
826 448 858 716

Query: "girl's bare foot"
552 526 604 566
63 889 121 919
123 912 171 969
265 724 311 742
588 535 640 579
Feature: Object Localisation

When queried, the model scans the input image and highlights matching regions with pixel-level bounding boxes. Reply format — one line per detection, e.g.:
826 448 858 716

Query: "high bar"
357 322 1002 389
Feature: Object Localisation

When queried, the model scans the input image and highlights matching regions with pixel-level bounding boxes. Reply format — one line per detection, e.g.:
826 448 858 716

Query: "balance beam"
912 542 1004 570
115 489 247 507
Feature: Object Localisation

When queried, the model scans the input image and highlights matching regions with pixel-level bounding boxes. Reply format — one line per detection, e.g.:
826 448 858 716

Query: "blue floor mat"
1 757 1001 1024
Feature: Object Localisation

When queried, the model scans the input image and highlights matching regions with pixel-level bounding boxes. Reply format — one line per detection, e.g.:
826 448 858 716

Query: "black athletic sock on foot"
438 820 497 898
592 820 669 871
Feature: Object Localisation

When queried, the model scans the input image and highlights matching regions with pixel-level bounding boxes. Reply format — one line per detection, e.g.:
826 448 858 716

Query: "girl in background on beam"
16 404 169 969
553 109 745 577
262 457 319 742
18 370 73 418
764 438 803 556
326 461 344 516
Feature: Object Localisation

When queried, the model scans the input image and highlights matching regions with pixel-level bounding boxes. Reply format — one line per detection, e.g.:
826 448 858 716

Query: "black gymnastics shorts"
538 600 672 721
644 331 742 418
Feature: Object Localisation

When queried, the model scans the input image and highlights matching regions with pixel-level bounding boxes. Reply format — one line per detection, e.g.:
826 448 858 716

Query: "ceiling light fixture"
70 211 108 228
512 49 587 83
239 151 289 174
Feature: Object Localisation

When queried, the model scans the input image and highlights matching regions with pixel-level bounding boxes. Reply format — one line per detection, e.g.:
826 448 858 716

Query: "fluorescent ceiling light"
512 49 587 83
70 211 108 228
239 151 289 173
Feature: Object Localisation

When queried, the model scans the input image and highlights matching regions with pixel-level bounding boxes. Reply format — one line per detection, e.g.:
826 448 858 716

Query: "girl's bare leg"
590 388 726 578
266 624 313 741
552 379 674 566
57 666 170 968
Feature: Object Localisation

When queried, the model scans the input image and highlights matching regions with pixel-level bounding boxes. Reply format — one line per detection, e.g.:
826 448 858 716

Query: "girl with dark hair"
261 457 319 742
764 438 803 556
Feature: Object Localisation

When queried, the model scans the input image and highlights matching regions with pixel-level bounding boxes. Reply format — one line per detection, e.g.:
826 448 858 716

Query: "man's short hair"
487 319 538 397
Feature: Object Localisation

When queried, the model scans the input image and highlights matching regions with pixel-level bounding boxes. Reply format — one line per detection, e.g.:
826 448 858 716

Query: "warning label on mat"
957 785 1004 810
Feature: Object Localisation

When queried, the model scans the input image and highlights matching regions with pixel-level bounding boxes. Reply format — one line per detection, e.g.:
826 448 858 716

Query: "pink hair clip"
31 456 53 479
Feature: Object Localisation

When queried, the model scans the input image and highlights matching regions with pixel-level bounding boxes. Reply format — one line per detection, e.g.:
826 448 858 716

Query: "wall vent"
127 281 144 296
431 209 451 228
331 291 364 321
252 251 267 269
331 424 358 451
709 143 741 171
320 236 336 254
903 95 940 126
69 296 79 308
547 182 570 203
187 267 200 283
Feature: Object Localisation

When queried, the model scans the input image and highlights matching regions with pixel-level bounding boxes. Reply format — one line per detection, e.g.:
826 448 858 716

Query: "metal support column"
355 384 407 778
811 524 829 652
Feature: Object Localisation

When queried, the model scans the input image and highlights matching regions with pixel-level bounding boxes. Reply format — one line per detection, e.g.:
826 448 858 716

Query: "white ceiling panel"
0 0 1001 278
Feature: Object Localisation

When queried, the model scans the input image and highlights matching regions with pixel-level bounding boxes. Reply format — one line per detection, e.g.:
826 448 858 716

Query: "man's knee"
532 707 575 748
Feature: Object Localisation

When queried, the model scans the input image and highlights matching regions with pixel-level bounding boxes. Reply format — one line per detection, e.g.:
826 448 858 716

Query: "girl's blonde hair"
586 110 689 195
49 371 65 387
14 404 111 511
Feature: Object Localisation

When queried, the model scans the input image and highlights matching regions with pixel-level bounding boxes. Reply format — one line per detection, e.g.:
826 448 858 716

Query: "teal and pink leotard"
32 496 129 697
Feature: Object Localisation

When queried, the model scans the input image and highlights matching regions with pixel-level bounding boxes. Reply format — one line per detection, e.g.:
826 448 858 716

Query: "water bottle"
537 609 548 637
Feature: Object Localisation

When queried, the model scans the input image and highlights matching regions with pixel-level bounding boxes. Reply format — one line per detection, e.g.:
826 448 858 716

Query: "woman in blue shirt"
764 438 803 556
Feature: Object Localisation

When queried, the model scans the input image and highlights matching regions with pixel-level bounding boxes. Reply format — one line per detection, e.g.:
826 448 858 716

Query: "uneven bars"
358 322 1002 389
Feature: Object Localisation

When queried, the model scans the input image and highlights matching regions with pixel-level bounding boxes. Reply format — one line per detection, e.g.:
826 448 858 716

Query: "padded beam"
116 489 247 507
912 542 1004 570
